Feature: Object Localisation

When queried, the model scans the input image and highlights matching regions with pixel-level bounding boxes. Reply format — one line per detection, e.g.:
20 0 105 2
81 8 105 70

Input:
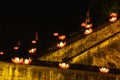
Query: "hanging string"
35 32 38 41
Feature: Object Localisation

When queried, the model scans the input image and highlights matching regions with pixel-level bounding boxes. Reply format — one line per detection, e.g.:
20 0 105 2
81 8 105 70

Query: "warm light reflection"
59 62 70 69
57 41 66 48
84 28 93 35
11 57 23 64
28 47 37 54
58 35 66 40
99 67 109 73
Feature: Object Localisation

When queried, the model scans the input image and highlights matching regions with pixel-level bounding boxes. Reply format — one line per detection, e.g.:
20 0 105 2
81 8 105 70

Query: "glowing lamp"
11 57 23 64
13 46 19 50
0 51 4 55
28 47 37 54
59 62 70 69
109 17 117 22
99 67 109 73
32 40 37 44
110 13 117 17
85 23 92 28
57 41 66 48
81 22 87 27
58 35 66 40
53 32 59 36
23 58 32 64
84 28 93 35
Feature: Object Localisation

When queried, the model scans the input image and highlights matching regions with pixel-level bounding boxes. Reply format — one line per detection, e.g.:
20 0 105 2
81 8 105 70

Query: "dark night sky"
0 1 89 51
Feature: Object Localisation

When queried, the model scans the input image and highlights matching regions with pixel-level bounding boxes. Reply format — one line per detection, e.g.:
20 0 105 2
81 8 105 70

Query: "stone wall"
70 30 120 68
38 19 120 62
0 61 120 80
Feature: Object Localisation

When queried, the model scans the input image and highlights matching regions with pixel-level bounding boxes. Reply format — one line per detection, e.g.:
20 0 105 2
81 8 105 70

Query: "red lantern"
59 62 70 69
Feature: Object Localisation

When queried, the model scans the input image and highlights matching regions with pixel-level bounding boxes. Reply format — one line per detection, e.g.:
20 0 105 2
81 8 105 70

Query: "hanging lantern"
53 32 59 37
0 51 4 55
23 58 32 64
57 41 66 48
28 47 37 54
85 23 92 28
58 35 66 40
81 22 87 27
13 40 21 50
13 46 19 50
99 67 109 73
32 40 37 44
109 17 117 22
110 12 117 17
11 57 23 64
59 62 70 69
84 28 93 35
32 32 38 44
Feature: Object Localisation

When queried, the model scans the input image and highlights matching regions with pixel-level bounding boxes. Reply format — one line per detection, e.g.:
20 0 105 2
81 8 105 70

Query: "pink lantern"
84 28 93 35
28 47 37 54
58 35 66 40
85 23 92 28
99 67 109 73
109 17 117 22
81 22 87 27
11 57 23 64
23 58 32 64
53 32 59 37
110 13 117 17
59 62 70 69
0 51 4 55
57 41 66 48
32 40 37 44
